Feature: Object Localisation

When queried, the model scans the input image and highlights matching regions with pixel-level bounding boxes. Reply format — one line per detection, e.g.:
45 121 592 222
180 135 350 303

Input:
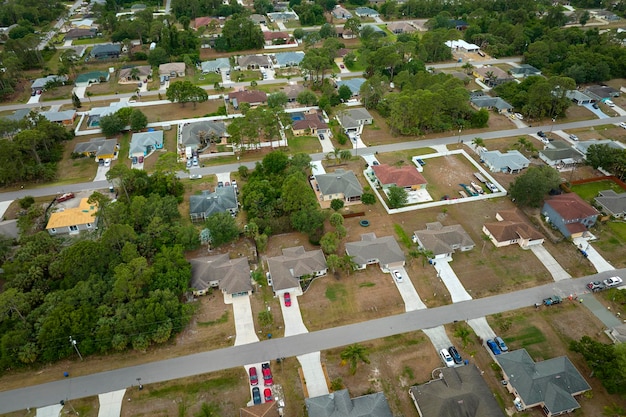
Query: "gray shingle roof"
189 186 238 218
129 130 163 156
337 108 372 130
305 389 393 417
32 75 67 89
274 51 305 67
190 254 252 295
40 110 76 123
267 246 327 292
316 169 363 199
413 222 475 256
345 233 405 266
181 120 227 147
470 96 512 111
595 190 626 217
73 138 118 157
201 58 231 73
480 150 529 172
335 78 366 95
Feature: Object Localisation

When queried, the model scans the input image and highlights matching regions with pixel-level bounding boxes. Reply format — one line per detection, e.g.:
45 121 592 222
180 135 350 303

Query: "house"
361 23 386 36
335 27 356 39
274 51 305 67
31 75 67 93
159 62 185 78
331 6 352 19
238 55 272 69
542 193 599 238
470 95 513 113
412 222 475 260
538 142 584 170
201 58 230 74
90 43 121 60
450 19 468 30
575 139 624 155
0 24 18 42
118 65 151 83
263 31 290 45
483 209 544 249
267 246 327 292
70 18 94 28
249 14 267 25
75 71 110 87
192 16 220 30
240 401 278 417
336 108 373 134
46 198 98 236
40 110 77 126
292 110 329 136
267 11 299 22
595 190 626 218
335 78 366 96
181 120 227 150
480 149 529 174
593 10 620 21
189 186 238 221
387 21 417 34
473 66 512 87
229 90 268 109
73 137 118 161
355 7 379 17
498 349 591 416
2 108 30 124
345 233 405 271
129 130 164 158
305 389 393 417
64 28 97 40
409 364 506 417
445 39 479 52
566 90 594 105
189 254 252 297
315 169 363 203
371 164 427 190
283 84 305 102
584 85 620 101
509 64 541 78
86 101 127 127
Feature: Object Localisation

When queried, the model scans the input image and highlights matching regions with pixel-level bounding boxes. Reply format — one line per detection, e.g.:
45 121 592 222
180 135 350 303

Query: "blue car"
252 387 261 405
494 336 508 352
416 158 426 166
486 339 501 355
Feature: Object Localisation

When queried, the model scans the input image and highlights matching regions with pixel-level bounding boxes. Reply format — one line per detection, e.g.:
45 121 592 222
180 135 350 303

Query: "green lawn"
571 180 625 201
72 37 110 45
193 72 222 86
325 283 348 302
287 135 322 154
230 70 262 83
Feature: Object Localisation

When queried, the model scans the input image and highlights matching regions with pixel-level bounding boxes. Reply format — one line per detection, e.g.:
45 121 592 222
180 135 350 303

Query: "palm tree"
472 137 485 149
339 149 352 163
340 343 370 375
462 62 474 75
130 67 140 81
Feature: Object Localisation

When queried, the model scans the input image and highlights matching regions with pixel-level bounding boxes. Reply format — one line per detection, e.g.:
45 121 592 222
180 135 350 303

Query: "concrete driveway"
434 260 472 302
73 86 86 99
584 103 609 119
319 133 335 153
28 94 41 104
226 295 260 346
94 164 110 182
573 237 615 272
530 245 572 281
280 291 307 337
422 326 453 352
390 267 427 312
97 390 126 417
310 161 326 175
215 172 231 185
37 404 62 417
467 317 496 341
297 352 329 397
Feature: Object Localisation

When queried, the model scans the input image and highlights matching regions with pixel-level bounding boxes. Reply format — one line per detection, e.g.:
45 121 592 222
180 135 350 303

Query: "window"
50 228 56 233
69 225 78 232
87 223 92 228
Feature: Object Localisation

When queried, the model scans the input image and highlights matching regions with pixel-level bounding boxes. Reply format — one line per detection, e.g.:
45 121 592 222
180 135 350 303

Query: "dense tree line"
494 76 575 120
170 0 244 20
585 144 626 181
214 15 264 52
570 335 626 395
0 0 66 26
0 169 198 370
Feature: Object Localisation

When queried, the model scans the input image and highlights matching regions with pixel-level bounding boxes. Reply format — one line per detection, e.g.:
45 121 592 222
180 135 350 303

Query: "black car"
448 346 463 364
592 102 599 109
537 131 547 138
252 387 261 405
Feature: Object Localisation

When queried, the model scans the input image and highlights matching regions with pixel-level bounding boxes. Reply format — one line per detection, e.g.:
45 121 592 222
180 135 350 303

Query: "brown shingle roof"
263 31 289 40
293 112 328 131
484 209 544 242
229 90 268 105
371 164 427 187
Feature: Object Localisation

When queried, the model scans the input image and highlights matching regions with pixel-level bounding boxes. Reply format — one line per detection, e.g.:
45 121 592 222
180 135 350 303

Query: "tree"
297 90 318 106
267 92 288 110
509 166 561 207
99 113 125 137
586 145 626 180
338 85 352 102
129 109 148 131
472 137 485 148
344 17 361 37
204 212 239 247
340 343 370 375
330 199 344 211
166 81 208 107
361 192 376 205
329 212 344 228
570 336 626 394
71 92 81 109
320 232 339 254
147 47 169 67
216 16 264 52
319 23 336 39
387 186 408 208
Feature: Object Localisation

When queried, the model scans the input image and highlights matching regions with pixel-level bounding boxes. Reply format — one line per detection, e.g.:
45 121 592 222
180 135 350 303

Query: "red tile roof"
192 16 218 28
263 31 289 40
371 164 427 187
293 112 328 131
545 193 599 220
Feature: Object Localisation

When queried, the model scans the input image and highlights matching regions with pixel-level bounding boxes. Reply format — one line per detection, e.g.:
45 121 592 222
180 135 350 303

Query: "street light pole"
457 128 462 144
69 336 83 361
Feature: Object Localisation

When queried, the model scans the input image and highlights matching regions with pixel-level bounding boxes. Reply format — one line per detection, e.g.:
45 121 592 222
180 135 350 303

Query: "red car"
249 366 258 386
264 388 273 402
262 363 273 386
284 292 291 307
56 192 75 202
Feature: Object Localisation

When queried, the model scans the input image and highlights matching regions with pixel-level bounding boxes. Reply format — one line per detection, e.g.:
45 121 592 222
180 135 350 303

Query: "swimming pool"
291 112 305 121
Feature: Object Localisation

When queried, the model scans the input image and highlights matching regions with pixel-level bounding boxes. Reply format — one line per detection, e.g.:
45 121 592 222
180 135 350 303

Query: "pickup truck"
543 295 562 306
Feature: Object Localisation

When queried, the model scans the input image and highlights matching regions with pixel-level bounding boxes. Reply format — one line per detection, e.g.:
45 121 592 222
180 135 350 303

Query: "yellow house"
46 198 98 235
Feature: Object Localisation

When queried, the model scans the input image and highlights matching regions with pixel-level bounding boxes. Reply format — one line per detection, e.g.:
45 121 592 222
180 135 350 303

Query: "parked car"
448 346 463 364
514 113 523 120
232 180 237 187
225 181 230 187
393 270 403 283
284 292 291 307
543 295 562 306
587 281 606 292
103 159 111 167
249 366 258 386
36 90 42 95
56 192 75 202
252 387 261 405
138 156 144 163
340 64 345 69
439 348 455 367
619 122 626 129
264 388 273 402
494 336 508 352
605 99 615 107
318 134 325 140
31 91 36 96
568 134 579 141
189 174 202 180
192 157 198 166
372 161 379 165
592 102 599 109
537 131 547 138
262 363 273 386
486 339 501 355
186 160 192 168
604 276 623 288
416 158 426 166
217 181 224 188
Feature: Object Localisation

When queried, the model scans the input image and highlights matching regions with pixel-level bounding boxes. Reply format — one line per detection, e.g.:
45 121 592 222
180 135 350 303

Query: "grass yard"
287 135 322 154
591 221 626 269
191 72 222 86
571 179 625 201
230 70 263 83
138 100 224 123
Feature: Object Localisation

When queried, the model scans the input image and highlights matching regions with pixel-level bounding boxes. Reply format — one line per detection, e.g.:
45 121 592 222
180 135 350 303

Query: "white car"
568 134 579 141
439 348 455 367
514 113 523 120
605 99 615 107
619 122 626 129
189 174 202 180
393 270 403 283
604 276 623 287
103 159 111 167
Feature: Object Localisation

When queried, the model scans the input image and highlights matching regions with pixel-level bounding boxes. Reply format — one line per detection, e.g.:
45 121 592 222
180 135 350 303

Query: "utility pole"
69 336 83 361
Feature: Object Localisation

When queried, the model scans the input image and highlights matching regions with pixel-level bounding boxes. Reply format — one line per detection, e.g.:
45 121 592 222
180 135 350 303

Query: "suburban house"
180 120 227 150
263 31 291 45
159 62 186 78
267 11 299 22
387 21 417 34
409 364 506 417
336 108 373 134
480 149 530 174
64 28 97 40
538 142 584 171
283 84 305 102
73 137 118 161
483 209 544 249
445 39 480 52
305 390 393 417
575 139 624 155
191 16 221 30
450 19 469 30
273 51 305 67
345 233 405 271
291 110 329 136
355 6 379 17
31 75 67 94
566 90 595 105
75 70 110 87
315 169 363 203
595 190 626 218
46 198 98 236
189 254 252 297
201 58 231 74
249 14 267 25
118 65 151 83
335 78 366 96
542 193 599 238
86 101 127 127
371 164 428 190
90 43 121 59
129 130 164 158
70 18 94 29
584 85 620 101
473 66 512 87
228 90 268 109
412 222 475 260
336 27 356 39
238 55 272 69
189 186 238 221
509 64 541 78
470 95 513 113
266 246 327 293
331 5 352 19
498 349 591 417
40 110 76 126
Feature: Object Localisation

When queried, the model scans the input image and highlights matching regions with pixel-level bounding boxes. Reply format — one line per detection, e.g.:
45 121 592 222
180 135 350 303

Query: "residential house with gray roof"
498 349 591 416
273 51 305 67
345 233 405 272
315 169 363 203
40 110 76 126
584 84 620 101
335 78 366 96
75 70 110 87
181 120 227 150
238 55 272 69
331 6 352 19
267 11 299 22
118 65 151 83
595 190 626 218
73 137 118 161
201 58 231 74
129 130 163 158
32 75 67 93
306 390 392 417
509 64 541 79
412 222 475 260
189 186 238 221
90 43 121 59
566 90 594 105
159 62 186 77
480 149 529 174
470 95 512 113
355 6 378 17
190 254 252 297
387 21 417 34
336 108 373 134
538 141 584 170
249 14 267 25
575 139 624 155
267 246 327 292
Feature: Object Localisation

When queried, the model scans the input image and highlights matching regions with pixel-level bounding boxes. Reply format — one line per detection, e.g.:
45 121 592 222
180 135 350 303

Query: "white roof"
445 39 480 50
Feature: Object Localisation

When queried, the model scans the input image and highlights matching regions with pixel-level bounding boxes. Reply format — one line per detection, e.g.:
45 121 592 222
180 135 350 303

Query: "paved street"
0 271 621 414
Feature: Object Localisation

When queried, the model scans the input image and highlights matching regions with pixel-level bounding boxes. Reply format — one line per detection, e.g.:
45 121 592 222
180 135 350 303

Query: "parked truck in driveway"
543 295 562 306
